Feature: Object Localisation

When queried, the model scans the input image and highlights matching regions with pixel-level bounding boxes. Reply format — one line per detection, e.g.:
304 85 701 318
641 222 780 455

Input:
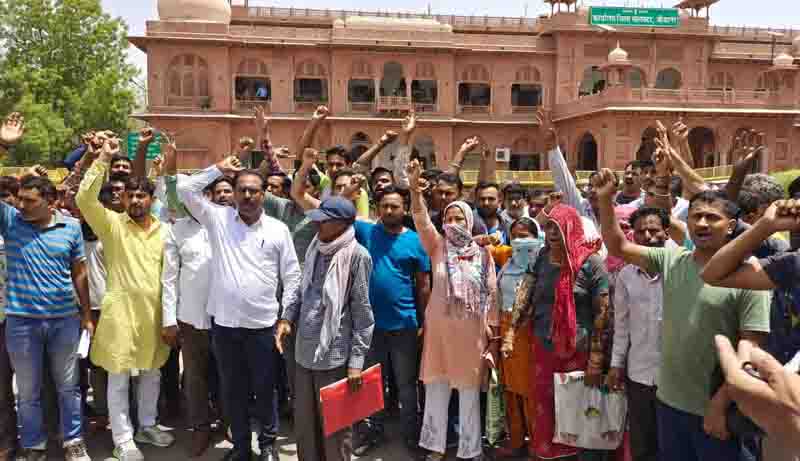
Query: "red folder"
319 364 384 437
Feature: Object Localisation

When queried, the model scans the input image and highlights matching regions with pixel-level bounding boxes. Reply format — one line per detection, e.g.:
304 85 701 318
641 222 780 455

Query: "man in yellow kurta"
76 137 174 461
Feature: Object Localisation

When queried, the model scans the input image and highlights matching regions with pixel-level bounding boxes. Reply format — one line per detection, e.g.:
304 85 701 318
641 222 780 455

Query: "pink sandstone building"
132 0 800 181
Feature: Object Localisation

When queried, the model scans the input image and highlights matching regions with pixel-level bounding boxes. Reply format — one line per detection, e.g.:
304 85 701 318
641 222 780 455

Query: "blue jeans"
5 315 82 448
212 322 279 460
657 400 739 461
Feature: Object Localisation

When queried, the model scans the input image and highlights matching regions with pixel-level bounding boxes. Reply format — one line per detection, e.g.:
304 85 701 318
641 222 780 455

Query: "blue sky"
102 0 800 78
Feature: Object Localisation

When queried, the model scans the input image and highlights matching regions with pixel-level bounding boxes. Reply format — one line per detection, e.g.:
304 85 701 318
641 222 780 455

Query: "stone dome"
608 42 629 64
158 0 231 23
773 51 795 68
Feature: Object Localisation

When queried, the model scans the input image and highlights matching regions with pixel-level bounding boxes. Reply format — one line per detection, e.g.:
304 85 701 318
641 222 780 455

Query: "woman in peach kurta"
407 160 498 461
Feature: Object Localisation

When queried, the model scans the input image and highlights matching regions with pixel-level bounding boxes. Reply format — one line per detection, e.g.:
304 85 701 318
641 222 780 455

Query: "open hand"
405 159 422 192
459 136 481 154
715 335 800 446
401 111 417 134
0 112 25 146
380 130 399 145
216 155 242 174
312 105 330 121
254 106 268 132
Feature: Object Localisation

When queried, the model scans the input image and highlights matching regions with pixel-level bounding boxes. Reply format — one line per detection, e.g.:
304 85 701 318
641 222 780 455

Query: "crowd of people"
0 105 799 461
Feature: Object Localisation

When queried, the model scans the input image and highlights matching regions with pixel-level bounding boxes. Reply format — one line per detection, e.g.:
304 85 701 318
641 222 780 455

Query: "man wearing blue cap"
276 196 374 461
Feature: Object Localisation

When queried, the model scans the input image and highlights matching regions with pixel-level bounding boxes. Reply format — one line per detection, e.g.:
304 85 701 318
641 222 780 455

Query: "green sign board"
589 7 679 28
126 133 162 160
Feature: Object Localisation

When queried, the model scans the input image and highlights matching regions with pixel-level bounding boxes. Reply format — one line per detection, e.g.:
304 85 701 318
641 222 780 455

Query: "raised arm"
700 200 800 289
298 105 329 150
75 137 119 242
445 136 480 176
546 128 589 215
353 130 398 174
671 118 695 169
133 127 155 178
725 130 765 203
407 159 441 255
290 148 322 211
655 121 707 198
477 140 497 184
595 168 651 269
176 156 241 226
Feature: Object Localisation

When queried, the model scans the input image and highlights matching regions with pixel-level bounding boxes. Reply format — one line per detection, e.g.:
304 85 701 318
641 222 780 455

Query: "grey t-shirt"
263 194 316 265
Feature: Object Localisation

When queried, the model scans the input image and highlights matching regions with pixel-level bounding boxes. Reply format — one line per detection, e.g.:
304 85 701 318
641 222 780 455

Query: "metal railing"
231 3 797 41
233 99 271 113
377 96 412 112
458 104 491 115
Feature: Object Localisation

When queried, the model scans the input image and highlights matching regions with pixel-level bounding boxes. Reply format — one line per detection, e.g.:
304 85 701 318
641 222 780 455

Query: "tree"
0 0 137 165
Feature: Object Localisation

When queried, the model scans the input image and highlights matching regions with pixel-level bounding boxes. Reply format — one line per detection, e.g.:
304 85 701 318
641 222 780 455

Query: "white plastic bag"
553 371 627 450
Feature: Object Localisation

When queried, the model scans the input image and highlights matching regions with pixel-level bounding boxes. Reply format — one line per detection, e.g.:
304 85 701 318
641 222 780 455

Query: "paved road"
42 417 415 461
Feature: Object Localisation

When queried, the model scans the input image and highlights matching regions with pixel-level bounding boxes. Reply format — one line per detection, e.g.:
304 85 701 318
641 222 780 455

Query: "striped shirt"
0 203 85 318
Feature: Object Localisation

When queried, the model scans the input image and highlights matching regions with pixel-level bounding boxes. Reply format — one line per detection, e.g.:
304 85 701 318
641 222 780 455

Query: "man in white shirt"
177 157 301 461
161 176 234 458
607 207 669 461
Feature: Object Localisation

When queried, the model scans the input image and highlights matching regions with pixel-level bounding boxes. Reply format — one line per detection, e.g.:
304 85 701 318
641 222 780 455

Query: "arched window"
577 133 598 171
380 62 406 97
458 64 491 112
628 68 646 89
413 62 438 112
348 59 375 111
167 54 209 106
709 71 734 90
510 137 541 171
235 58 271 105
294 59 328 109
655 68 682 89
460 64 491 82
413 135 435 169
579 66 605 96
512 66 543 112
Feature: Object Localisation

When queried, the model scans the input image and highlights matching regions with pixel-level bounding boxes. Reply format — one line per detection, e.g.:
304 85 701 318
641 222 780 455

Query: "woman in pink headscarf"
406 160 498 461
503 203 612 460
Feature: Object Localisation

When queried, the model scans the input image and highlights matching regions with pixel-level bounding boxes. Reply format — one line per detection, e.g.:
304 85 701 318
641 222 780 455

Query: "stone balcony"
554 85 795 121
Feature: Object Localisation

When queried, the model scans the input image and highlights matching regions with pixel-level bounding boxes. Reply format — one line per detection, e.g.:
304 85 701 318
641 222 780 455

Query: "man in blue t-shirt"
352 185 431 455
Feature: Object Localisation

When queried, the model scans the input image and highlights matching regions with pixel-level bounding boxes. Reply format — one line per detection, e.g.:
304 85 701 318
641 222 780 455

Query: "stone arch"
416 62 436 80
349 132 372 160
579 66 605 96
628 67 646 89
709 71 734 90
732 127 762 172
689 126 716 167
295 59 327 77
515 66 542 83
511 136 541 170
351 59 374 78
237 58 269 76
460 64 491 82
655 67 682 89
576 132 599 171
413 134 436 169
381 61 406 97
167 54 209 100
637 126 658 162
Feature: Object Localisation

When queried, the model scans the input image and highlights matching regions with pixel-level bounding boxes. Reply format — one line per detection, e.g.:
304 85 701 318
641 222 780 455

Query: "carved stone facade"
131 4 800 174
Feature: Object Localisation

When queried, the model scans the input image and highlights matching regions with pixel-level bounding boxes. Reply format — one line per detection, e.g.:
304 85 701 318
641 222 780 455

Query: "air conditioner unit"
495 147 511 162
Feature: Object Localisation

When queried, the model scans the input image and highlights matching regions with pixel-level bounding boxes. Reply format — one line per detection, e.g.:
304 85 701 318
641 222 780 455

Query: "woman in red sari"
503 204 612 460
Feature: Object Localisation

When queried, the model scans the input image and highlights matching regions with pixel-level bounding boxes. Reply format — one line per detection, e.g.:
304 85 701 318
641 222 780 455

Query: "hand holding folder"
319 364 384 437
